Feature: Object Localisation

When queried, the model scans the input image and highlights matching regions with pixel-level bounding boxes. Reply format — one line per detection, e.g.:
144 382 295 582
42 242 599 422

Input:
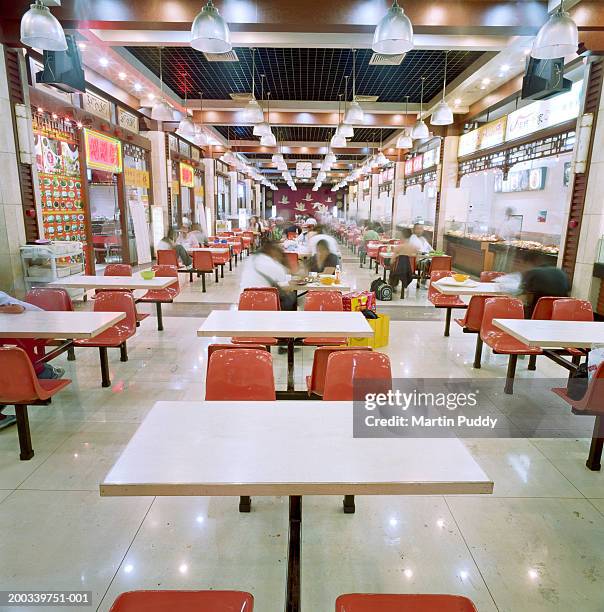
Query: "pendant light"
344 50 364 124
253 75 271 137
531 0 578 60
372 1 414 55
152 48 175 121
242 48 265 124
20 0 67 51
431 51 453 126
396 96 413 148
260 92 276 146
412 77 430 140
194 91 208 146
176 73 196 137
331 95 347 148
191 0 232 54
337 77 355 138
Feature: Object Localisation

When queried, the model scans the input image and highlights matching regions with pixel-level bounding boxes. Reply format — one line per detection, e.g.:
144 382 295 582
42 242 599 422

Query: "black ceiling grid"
125 47 483 104
214 125 396 142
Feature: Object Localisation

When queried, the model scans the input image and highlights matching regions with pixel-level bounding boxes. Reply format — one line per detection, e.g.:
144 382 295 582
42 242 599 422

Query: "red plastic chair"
307 346 371 397
551 298 594 322
323 351 392 400
428 270 468 337
481 296 542 394
303 290 346 346
25 287 73 312
335 593 477 612
110 590 254 611
206 343 269 377
365 241 381 269
376 245 393 277
531 296 564 321
75 290 137 387
138 265 180 331
455 295 491 368
285 251 299 273
287 232 297 239
104 264 133 276
428 255 452 275
480 271 504 282
552 361 604 471
228 237 244 264
206 349 275 400
0 346 71 460
192 250 217 291
211 247 231 278
242 287 281 308
232 290 280 346
157 249 179 268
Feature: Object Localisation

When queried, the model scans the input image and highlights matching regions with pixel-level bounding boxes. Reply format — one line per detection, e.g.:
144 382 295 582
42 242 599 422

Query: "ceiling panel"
214 125 395 142
125 47 483 104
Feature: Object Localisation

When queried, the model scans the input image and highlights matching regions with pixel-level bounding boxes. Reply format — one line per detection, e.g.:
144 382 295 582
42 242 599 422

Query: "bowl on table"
319 276 336 285
140 270 156 280
452 273 469 283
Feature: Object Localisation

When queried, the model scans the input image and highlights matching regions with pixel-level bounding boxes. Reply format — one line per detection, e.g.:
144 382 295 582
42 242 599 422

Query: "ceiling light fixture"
411 76 430 140
191 0 232 54
259 92 276 146
99 57 109 68
331 94 347 148
194 91 208 146
396 95 413 148
253 74 271 137
242 48 264 124
344 50 364 124
176 73 196 138
20 0 67 51
431 51 453 126
372 0 414 55
531 0 578 60
118 71 126 80
151 48 175 122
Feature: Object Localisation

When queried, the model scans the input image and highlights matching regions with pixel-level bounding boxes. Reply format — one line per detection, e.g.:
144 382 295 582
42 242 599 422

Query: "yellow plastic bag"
348 314 390 349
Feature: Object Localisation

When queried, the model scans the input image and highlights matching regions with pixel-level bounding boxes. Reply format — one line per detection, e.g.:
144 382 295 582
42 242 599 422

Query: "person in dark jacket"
521 255 570 317
309 239 339 273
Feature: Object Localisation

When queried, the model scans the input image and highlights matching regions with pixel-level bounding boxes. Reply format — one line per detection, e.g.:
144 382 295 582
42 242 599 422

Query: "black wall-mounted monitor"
36 34 86 94
521 57 572 101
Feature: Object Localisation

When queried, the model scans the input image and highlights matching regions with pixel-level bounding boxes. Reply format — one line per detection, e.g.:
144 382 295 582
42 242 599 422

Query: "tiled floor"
0 245 602 611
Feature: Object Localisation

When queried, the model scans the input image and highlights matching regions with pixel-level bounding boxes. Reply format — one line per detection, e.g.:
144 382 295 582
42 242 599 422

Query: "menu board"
422 145 440 169
412 155 423 174
404 158 413 176
33 121 88 247
493 167 547 193
458 117 507 157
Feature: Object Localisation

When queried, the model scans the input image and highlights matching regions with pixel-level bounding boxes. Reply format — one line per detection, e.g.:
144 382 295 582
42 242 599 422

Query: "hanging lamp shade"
412 118 430 140
176 114 196 137
272 153 283 163
372 0 414 55
194 125 208 146
343 101 364 125
20 0 67 51
260 131 276 146
326 151 337 164
151 100 174 121
431 100 453 126
375 151 389 166
331 133 347 148
190 0 232 54
531 4 578 59
253 121 271 137
338 123 354 138
396 129 413 149
242 98 264 124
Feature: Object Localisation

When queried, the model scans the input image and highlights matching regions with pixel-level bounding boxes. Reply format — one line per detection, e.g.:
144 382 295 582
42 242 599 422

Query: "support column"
391 161 405 237
145 131 169 250
435 135 461 251
204 158 216 233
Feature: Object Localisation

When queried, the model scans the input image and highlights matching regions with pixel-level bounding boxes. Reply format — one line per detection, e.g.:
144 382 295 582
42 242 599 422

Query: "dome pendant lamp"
343 50 365 124
242 48 265 124
151 48 175 122
191 0 232 54
431 51 453 126
20 0 67 51
411 77 430 140
253 74 271 137
372 0 414 55
396 96 413 148
531 0 578 60
176 73 196 138
194 91 208 146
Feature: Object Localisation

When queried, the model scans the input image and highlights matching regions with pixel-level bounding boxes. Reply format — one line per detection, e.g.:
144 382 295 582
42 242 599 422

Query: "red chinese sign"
84 129 122 173
179 162 195 188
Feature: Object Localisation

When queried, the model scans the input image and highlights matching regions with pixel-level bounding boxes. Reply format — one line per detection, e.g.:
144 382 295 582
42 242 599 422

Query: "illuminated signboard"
404 158 413 176
458 116 507 157
179 162 195 188
412 154 423 174
422 145 441 169
84 129 122 173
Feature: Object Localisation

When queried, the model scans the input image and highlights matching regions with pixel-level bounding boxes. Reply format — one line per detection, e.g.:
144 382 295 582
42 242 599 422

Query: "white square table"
101 400 493 612
433 279 509 296
197 311 373 393
50 274 175 291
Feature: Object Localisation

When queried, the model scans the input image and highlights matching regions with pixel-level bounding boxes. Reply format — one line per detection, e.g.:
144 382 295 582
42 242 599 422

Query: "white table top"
197 310 373 338
280 281 351 292
493 318 604 348
433 280 508 296
188 247 230 254
100 401 493 497
50 274 175 290
0 311 125 339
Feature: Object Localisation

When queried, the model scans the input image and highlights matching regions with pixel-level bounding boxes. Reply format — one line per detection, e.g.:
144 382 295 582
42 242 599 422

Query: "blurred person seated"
0 291 65 429
309 239 339 274
188 223 207 247
409 223 432 254
362 222 380 243
389 228 417 290
156 229 192 267
520 253 571 317
307 224 340 257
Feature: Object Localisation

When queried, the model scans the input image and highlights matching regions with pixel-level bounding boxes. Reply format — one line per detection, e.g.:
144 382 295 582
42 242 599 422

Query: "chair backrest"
157 249 179 267
461 295 490 332
238 290 280 311
25 287 73 312
93 290 137 333
308 346 371 397
551 298 594 321
0 346 48 403
192 250 214 271
110 590 255 612
335 593 477 612
206 343 268 376
304 290 343 312
480 271 505 282
323 351 392 401
429 255 452 273
104 264 133 276
287 232 297 239
152 264 178 278
481 296 524 338
531 296 563 320
206 348 275 400
285 251 299 272
427 270 453 301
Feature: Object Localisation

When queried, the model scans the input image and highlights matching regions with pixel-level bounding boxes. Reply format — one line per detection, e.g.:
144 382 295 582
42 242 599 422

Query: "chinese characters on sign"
84 129 122 173
179 162 195 188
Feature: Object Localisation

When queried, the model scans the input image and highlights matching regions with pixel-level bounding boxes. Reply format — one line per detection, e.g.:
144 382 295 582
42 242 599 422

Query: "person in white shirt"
188 223 207 247
156 230 192 267
409 223 432 254
241 241 289 290
307 225 340 257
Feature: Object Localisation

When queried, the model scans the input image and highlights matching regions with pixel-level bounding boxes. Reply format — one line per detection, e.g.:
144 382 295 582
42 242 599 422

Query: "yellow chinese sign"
124 166 150 188
179 162 195 188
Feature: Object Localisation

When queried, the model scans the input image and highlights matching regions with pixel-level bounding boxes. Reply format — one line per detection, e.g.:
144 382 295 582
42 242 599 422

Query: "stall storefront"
444 80 582 276
166 133 206 231
214 159 231 231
